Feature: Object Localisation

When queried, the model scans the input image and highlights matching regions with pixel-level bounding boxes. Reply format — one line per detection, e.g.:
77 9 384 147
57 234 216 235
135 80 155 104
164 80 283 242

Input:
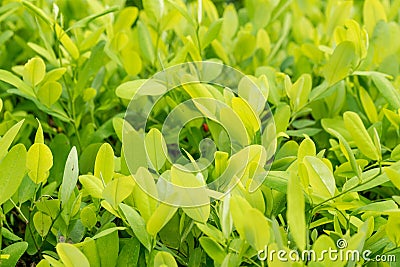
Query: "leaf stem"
9 199 28 224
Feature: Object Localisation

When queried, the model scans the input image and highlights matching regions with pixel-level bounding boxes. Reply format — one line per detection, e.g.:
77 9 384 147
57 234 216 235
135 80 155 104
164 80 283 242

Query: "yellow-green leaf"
79 175 104 199
143 0 164 21
385 168 400 189
145 128 167 171
287 172 306 250
304 156 336 200
230 195 270 251
26 143 53 184
80 206 97 229
386 213 400 246
343 111 379 160
363 0 387 35
133 167 158 222
94 143 114 184
154 251 178 267
23 57 46 87
0 144 27 205
56 243 90 267
114 7 138 32
119 203 152 251
60 147 79 207
146 203 178 236
34 119 44 144
0 119 25 161
137 21 155 64
231 97 260 139
323 41 356 86
37 81 62 107
359 87 378 123
55 24 80 60
102 176 135 209
33 211 52 237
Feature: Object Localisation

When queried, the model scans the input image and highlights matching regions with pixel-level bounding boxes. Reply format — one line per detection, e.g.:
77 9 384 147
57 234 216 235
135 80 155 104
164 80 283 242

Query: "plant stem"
308 170 382 215
9 199 28 223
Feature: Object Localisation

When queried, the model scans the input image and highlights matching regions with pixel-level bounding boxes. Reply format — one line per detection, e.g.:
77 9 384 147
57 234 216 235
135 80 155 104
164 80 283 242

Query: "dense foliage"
0 0 400 266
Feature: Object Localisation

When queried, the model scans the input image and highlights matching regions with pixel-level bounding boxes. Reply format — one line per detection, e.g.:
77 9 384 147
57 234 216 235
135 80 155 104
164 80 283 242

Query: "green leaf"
310 235 337 266
221 4 238 40
94 143 114 184
363 0 387 35
34 119 44 144
383 108 400 129
119 203 152 251
287 172 306 250
334 19 368 59
199 237 226 264
0 119 25 161
297 137 316 163
23 57 45 87
33 211 52 237
133 167 158 222
37 81 62 107
213 151 229 178
0 70 34 97
0 242 28 267
0 144 27 205
56 243 90 267
60 147 79 208
196 223 224 242
359 87 378 123
121 49 142 76
26 143 53 184
145 128 167 171
303 156 336 200
392 144 400 161
92 226 126 240
230 195 270 251
323 41 356 86
123 122 147 174
80 238 100 267
116 238 140 267
371 73 400 109
137 21 155 64
143 0 164 21
386 213 400 246
328 128 361 180
79 175 104 199
55 24 80 60
170 166 210 222
42 67 66 83
114 7 139 32
287 73 312 111
102 176 135 209
35 199 60 219
201 19 223 49
146 203 178 236
343 111 379 160
385 167 400 189
95 224 119 267
231 97 260 139
80 206 97 229
1 228 22 241
154 251 178 267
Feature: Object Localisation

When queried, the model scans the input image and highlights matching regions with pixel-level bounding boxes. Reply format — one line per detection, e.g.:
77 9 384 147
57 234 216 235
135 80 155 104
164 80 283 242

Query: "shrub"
0 0 399 266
